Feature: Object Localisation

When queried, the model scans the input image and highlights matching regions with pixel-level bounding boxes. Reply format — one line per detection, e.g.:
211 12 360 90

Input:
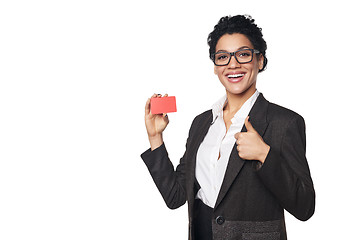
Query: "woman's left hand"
234 116 270 164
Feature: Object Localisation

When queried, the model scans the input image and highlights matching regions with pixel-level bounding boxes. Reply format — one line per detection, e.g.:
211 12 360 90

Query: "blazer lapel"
246 93 269 137
186 111 213 204
214 93 269 209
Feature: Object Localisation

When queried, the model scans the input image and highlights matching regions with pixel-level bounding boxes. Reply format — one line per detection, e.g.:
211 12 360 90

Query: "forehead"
215 33 254 52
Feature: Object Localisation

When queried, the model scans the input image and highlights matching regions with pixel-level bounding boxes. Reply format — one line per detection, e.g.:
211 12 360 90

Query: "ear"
258 54 264 71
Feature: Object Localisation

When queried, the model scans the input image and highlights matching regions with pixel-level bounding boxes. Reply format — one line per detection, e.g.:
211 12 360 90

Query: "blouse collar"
211 90 259 124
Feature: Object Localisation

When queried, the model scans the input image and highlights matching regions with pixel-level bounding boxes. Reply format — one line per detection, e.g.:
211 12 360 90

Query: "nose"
228 54 241 68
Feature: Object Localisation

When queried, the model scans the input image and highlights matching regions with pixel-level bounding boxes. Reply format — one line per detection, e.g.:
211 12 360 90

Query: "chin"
225 83 255 96
227 89 248 96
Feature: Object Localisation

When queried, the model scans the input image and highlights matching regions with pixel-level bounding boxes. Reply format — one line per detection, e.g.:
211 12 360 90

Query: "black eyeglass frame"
211 49 260 66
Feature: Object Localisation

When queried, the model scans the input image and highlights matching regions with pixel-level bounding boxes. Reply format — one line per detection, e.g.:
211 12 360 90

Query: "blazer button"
215 216 225 225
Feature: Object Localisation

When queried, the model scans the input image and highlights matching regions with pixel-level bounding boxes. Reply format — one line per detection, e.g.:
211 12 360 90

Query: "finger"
234 132 240 139
152 93 161 98
163 113 170 124
237 145 244 158
235 133 244 145
244 116 256 133
164 93 168 97
146 94 159 115
145 97 151 115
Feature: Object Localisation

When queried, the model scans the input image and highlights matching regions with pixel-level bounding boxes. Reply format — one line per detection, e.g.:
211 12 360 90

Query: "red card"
150 96 177 114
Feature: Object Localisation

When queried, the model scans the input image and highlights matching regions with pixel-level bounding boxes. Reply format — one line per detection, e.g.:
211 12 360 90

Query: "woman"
141 15 315 240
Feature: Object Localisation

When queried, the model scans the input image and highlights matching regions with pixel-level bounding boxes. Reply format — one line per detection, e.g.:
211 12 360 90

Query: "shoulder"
194 109 212 121
183 109 212 137
189 109 212 129
266 101 305 128
268 102 303 119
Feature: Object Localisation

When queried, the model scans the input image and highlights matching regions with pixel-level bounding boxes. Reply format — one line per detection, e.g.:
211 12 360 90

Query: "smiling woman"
213 33 263 103
141 15 315 240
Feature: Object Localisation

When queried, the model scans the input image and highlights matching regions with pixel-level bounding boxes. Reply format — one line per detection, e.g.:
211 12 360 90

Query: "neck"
224 87 256 114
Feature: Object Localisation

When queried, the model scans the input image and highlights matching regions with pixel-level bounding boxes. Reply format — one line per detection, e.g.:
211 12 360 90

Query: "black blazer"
141 93 315 240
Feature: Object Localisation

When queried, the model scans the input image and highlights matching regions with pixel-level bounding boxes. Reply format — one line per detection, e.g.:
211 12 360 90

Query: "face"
214 33 264 97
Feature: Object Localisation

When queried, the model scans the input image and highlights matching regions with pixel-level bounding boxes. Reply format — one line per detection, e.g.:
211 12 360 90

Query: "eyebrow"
216 46 252 53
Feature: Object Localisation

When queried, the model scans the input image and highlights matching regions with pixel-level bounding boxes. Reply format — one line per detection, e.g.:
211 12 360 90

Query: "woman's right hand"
145 94 169 150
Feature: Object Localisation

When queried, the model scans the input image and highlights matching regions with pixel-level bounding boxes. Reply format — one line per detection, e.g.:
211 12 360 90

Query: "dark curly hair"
207 15 268 72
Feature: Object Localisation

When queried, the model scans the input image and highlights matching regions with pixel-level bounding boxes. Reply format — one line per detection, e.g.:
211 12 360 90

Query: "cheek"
214 66 226 76
246 63 259 79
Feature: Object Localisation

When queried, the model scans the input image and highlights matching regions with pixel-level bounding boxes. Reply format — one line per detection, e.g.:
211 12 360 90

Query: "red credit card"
150 96 177 114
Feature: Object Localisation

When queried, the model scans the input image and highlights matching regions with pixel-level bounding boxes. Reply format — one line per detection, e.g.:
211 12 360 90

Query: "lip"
225 71 246 83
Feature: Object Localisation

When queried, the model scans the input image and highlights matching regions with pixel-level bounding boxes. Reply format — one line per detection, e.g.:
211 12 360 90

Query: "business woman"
141 15 315 240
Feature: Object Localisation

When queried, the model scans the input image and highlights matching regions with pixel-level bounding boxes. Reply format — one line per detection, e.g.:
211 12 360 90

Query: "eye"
216 53 229 61
237 51 251 58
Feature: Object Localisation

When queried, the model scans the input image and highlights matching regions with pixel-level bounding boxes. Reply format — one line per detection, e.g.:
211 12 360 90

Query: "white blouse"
195 90 259 208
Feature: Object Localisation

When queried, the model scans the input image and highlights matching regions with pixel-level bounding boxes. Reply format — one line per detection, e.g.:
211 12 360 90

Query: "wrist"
258 144 270 164
148 134 163 151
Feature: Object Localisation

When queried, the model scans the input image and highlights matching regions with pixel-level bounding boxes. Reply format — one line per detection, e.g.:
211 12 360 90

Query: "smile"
227 74 244 78
226 73 245 83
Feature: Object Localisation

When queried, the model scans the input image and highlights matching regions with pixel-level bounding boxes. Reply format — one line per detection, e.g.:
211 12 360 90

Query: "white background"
1 0 359 239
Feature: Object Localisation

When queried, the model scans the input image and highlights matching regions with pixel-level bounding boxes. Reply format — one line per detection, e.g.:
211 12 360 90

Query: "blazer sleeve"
141 143 187 210
140 115 201 210
256 115 315 221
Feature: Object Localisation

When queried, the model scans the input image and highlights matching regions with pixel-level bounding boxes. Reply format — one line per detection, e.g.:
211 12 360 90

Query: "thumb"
244 116 256 133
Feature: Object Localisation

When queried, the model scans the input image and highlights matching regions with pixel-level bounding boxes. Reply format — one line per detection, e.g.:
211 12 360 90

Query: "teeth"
228 74 244 78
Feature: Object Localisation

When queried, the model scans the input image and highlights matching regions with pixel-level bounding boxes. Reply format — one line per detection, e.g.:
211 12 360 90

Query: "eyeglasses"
212 49 260 66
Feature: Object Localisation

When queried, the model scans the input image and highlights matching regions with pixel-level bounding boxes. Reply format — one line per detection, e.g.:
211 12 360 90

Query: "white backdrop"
1 0 359 239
